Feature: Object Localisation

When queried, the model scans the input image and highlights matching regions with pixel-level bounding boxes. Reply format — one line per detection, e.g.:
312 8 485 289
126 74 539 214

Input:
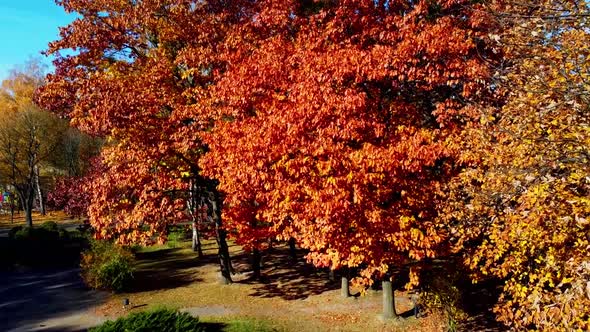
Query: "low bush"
5 224 89 267
40 221 59 232
81 240 135 292
7 226 23 240
89 308 204 332
418 268 467 332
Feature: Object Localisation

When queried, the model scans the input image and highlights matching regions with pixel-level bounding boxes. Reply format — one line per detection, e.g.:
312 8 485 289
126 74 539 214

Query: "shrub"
225 319 278 332
58 228 70 240
2 224 89 268
418 269 467 332
7 226 23 240
40 221 59 232
11 226 60 265
68 229 90 242
81 240 135 292
89 308 203 332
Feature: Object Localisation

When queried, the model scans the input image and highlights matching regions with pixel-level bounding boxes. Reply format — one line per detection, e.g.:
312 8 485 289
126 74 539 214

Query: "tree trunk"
189 179 203 258
192 221 203 258
288 237 297 262
341 275 350 298
25 204 33 227
329 269 335 282
18 188 34 228
34 165 45 215
215 224 233 284
251 248 261 280
9 195 14 223
382 280 398 319
17 192 24 216
209 189 233 284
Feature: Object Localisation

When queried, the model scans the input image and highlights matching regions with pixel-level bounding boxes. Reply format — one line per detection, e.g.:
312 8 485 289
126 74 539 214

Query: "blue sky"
0 0 76 81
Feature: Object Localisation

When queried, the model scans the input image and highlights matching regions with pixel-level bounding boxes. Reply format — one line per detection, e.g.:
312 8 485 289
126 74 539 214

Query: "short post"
123 298 130 310
412 293 419 318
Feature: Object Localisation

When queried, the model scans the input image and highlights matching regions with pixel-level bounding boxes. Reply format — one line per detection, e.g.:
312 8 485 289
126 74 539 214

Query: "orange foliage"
196 0 500 285
38 0 499 287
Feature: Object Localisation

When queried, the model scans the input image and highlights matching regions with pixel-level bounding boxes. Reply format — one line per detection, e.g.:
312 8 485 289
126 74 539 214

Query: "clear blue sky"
0 0 76 81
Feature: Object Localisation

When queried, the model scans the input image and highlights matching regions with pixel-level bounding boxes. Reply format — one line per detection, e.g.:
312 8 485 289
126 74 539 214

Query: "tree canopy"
444 0 590 329
0 62 69 226
35 0 589 329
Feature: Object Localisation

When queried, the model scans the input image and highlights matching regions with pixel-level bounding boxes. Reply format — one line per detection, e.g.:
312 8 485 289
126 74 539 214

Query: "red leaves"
198 0 498 284
39 0 498 285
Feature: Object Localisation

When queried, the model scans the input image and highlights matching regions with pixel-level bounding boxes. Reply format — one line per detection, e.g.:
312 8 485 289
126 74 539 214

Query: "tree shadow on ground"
399 307 419 319
234 245 339 300
130 247 208 293
411 259 506 331
457 279 506 332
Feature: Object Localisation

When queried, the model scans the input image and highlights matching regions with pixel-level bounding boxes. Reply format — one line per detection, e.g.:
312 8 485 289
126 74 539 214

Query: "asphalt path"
0 268 107 332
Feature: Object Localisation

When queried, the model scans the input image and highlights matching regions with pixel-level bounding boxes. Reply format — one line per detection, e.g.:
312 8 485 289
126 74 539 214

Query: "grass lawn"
92 237 448 332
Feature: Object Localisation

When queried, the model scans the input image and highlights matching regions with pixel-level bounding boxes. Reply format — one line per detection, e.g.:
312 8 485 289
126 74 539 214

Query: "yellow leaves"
410 228 424 242
479 114 495 125
273 93 287 101
405 267 420 290
399 215 413 230
326 176 336 185
466 4 590 324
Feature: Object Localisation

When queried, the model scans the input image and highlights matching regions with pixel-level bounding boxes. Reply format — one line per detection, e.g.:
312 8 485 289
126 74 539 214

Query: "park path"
0 268 108 332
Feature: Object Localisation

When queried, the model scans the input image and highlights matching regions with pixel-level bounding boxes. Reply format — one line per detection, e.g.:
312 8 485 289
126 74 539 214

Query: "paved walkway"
0 268 108 332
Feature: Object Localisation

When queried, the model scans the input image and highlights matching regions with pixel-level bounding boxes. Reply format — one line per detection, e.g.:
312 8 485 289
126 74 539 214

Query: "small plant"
81 240 135 292
418 269 467 332
7 226 23 240
40 221 59 232
89 308 204 332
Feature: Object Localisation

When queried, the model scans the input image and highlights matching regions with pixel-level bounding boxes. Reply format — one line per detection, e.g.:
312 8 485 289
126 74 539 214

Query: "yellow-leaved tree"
444 0 590 330
0 62 68 226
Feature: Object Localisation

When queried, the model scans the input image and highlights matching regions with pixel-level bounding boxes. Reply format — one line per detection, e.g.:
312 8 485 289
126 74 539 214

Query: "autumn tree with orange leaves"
37 0 236 283
38 0 501 317
195 0 501 316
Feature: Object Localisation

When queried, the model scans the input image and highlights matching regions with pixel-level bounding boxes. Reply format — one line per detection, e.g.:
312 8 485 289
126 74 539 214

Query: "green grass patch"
199 317 281 332
221 319 281 332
